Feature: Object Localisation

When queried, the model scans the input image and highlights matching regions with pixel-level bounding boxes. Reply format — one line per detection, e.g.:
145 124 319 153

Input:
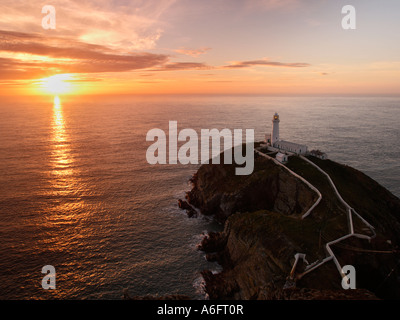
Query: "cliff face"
186 153 317 223
186 152 400 300
200 211 304 299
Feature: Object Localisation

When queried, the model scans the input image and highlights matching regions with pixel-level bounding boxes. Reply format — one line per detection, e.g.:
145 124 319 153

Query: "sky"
0 0 400 96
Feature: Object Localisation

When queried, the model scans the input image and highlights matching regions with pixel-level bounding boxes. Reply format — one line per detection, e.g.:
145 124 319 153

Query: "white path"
255 148 376 283
298 155 376 280
255 149 322 219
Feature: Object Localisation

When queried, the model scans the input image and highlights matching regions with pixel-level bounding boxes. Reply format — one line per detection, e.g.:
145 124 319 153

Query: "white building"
310 150 328 160
276 152 288 163
274 140 308 155
266 113 308 155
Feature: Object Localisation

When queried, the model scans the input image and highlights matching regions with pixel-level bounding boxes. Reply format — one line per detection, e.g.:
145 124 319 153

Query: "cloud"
0 58 46 80
0 0 177 51
224 59 310 69
153 62 211 71
0 30 213 79
152 58 310 72
0 25 310 82
0 30 169 78
174 47 211 57
244 0 301 11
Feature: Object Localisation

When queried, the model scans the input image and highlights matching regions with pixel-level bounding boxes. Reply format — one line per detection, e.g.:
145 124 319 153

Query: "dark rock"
198 231 225 252
189 150 400 300
178 199 198 218
200 270 239 300
205 253 218 262
186 156 316 223
256 283 379 300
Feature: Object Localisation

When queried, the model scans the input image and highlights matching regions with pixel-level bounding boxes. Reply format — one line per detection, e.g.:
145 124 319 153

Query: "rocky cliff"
184 151 400 300
186 153 317 222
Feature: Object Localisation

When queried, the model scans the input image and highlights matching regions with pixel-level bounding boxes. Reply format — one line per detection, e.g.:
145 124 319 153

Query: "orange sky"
1 0 400 96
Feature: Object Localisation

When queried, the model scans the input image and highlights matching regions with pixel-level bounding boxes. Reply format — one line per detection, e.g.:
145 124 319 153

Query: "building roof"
310 149 327 155
274 140 307 150
276 152 288 162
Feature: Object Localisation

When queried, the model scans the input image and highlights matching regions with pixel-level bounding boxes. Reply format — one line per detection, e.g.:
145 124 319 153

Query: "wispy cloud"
244 0 301 11
174 47 211 57
224 59 310 69
0 29 215 79
153 62 211 71
0 30 169 78
153 58 310 72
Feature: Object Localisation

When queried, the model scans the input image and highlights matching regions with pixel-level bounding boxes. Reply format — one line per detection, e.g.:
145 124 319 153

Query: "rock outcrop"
185 151 400 300
178 199 198 218
186 153 317 223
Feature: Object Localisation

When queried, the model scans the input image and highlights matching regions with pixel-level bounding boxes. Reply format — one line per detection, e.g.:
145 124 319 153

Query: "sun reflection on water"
48 96 89 227
51 96 73 178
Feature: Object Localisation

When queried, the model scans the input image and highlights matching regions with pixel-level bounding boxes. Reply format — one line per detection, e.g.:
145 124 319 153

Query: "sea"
0 95 399 299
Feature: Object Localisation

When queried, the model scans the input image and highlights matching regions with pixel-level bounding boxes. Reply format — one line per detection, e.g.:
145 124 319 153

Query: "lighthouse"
268 112 308 155
271 112 280 145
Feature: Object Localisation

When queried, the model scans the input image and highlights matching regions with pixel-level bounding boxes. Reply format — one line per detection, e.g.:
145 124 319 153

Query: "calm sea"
0 95 399 299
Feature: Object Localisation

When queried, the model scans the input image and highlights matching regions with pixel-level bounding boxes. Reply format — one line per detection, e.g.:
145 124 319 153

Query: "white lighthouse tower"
271 112 280 145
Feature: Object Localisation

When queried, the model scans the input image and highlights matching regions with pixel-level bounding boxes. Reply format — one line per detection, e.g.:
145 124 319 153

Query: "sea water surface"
0 95 399 299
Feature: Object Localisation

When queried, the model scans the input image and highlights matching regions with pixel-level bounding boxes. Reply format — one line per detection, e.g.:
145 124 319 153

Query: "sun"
39 74 74 95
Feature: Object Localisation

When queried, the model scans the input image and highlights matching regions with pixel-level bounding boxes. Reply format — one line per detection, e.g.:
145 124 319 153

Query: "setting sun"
39 74 74 95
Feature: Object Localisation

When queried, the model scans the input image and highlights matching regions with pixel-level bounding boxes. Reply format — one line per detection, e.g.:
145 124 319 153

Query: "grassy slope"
226 153 400 271
209 152 400 297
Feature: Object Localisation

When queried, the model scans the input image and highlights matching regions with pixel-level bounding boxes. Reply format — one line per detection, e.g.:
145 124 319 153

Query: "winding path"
255 148 376 283
254 149 322 219
298 155 375 280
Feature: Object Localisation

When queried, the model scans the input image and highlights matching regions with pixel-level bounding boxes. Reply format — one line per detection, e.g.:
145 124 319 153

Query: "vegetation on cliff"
185 151 400 300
